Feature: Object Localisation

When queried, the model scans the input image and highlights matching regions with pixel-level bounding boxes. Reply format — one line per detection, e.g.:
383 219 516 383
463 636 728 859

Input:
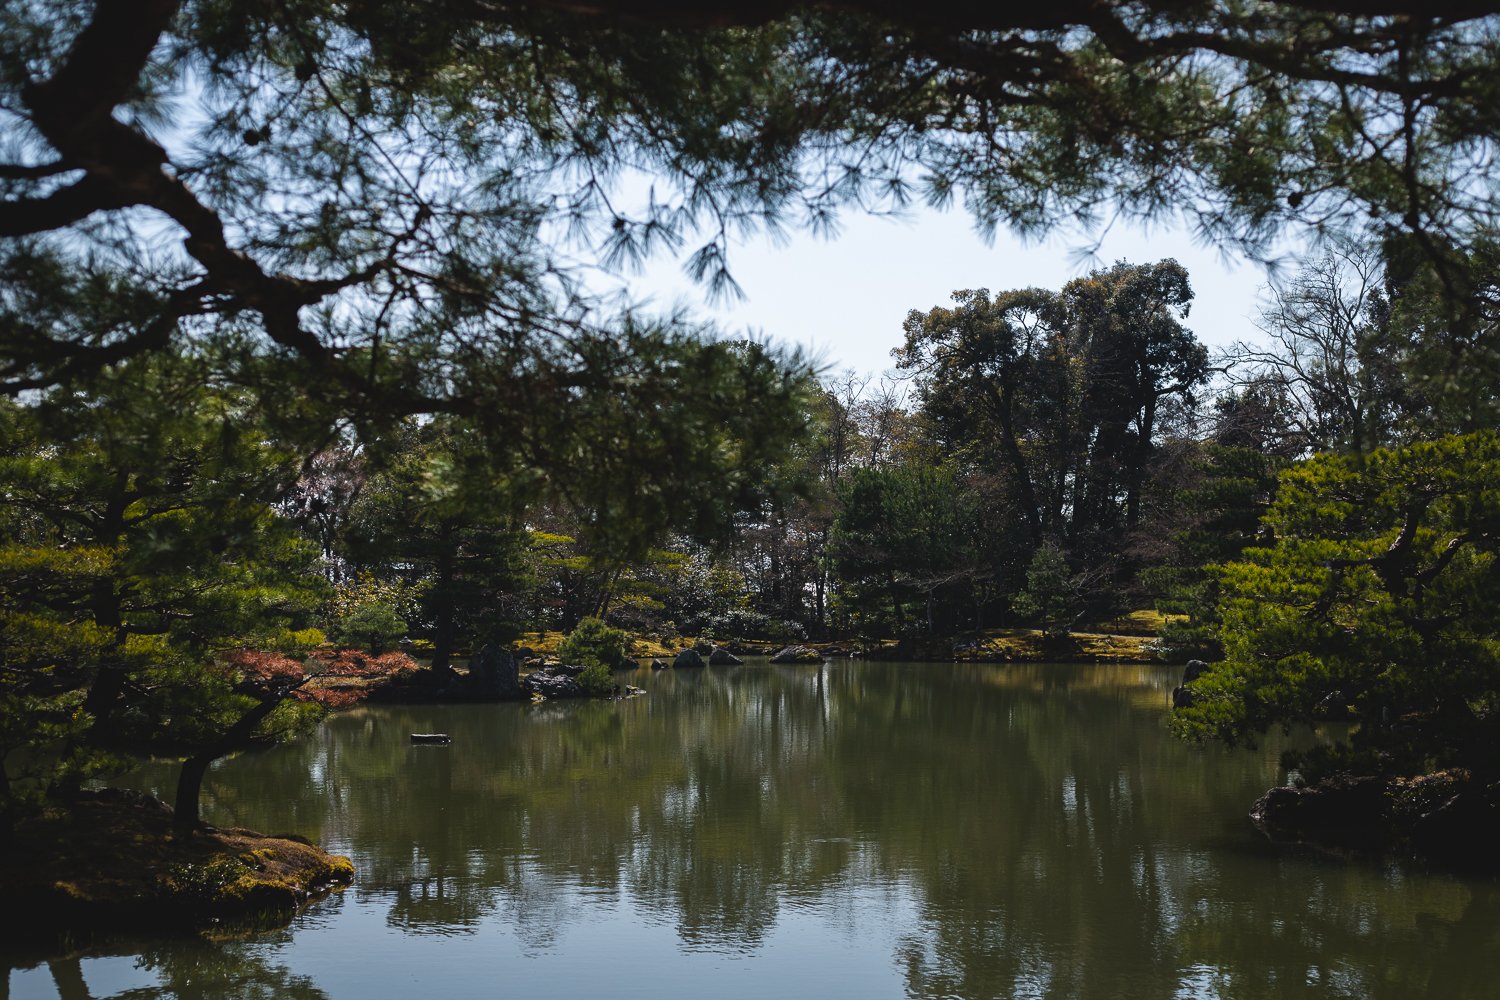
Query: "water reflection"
11 662 1500 999
10 935 327 1000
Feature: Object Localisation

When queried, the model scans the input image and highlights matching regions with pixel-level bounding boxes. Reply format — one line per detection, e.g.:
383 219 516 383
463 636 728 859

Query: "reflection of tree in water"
35 936 326 1000
108 662 1500 996
838 665 1496 1000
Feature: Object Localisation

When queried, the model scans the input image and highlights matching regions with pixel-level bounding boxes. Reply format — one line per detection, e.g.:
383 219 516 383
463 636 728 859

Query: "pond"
7 661 1499 999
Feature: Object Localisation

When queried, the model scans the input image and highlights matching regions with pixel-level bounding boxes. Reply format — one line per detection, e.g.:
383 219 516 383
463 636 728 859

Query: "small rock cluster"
523 666 587 698
669 644 744 668
769 644 824 663
521 663 644 700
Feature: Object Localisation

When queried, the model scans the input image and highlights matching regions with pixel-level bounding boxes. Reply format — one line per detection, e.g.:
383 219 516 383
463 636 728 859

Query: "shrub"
330 602 406 653
578 662 614 696
557 617 630 669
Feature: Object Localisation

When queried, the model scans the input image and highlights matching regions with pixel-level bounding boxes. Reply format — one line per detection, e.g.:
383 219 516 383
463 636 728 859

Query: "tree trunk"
173 695 282 834
79 570 129 750
173 753 213 832
429 541 456 681
990 382 1042 543
1126 396 1156 531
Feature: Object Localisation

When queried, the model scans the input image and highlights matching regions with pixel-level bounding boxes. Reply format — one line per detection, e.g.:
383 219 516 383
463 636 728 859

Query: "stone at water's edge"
467 644 522 699
1171 658 1209 708
673 649 705 669
769 645 823 664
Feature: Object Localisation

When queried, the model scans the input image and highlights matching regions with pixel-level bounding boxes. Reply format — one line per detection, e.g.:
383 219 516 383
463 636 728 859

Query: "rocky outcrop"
673 649 705 669
1250 775 1391 848
708 648 743 666
769 645 824 664
522 666 586 698
1249 770 1500 871
1408 775 1500 860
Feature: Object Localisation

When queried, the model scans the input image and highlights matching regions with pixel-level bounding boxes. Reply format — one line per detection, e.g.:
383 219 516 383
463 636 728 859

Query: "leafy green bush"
331 602 407 653
557 617 630 669
578 662 614 696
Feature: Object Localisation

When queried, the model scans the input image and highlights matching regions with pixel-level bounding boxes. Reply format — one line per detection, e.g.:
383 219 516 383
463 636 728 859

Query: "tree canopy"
4 0 1499 406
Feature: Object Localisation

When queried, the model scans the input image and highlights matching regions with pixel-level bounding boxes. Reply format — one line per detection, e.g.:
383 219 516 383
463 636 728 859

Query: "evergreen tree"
0 356 327 830
1173 432 1500 784
342 417 533 679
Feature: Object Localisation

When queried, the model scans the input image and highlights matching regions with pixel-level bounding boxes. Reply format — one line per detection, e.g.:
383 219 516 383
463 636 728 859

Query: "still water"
7 661 1499 999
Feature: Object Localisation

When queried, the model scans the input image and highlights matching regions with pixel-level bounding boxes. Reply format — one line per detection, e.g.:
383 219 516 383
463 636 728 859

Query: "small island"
3 788 352 947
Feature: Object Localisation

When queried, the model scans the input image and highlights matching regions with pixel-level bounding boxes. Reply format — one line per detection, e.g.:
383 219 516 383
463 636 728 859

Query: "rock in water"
1172 658 1210 708
468 643 522 700
708 648 743 665
522 667 586 699
673 649 705 669
769 645 823 664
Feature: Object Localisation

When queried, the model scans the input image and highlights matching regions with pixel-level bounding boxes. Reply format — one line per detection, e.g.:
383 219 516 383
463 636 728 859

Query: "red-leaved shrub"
221 648 419 709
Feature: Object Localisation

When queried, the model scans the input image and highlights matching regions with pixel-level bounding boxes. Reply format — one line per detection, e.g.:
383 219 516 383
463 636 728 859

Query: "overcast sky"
605 203 1282 379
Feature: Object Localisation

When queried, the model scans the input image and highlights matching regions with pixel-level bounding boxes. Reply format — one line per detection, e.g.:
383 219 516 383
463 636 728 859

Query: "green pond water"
6 660 1499 999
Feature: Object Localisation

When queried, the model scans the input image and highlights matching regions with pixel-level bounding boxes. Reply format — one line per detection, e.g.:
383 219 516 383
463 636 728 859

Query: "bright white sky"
603 203 1280 379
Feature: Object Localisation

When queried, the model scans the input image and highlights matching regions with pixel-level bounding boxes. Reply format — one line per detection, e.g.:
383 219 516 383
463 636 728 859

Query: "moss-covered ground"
2 789 352 947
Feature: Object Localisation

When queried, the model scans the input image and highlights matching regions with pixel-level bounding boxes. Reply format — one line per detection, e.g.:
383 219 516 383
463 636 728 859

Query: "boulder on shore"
769 645 823 664
708 648 743 666
673 648 705 669
466 644 522 700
